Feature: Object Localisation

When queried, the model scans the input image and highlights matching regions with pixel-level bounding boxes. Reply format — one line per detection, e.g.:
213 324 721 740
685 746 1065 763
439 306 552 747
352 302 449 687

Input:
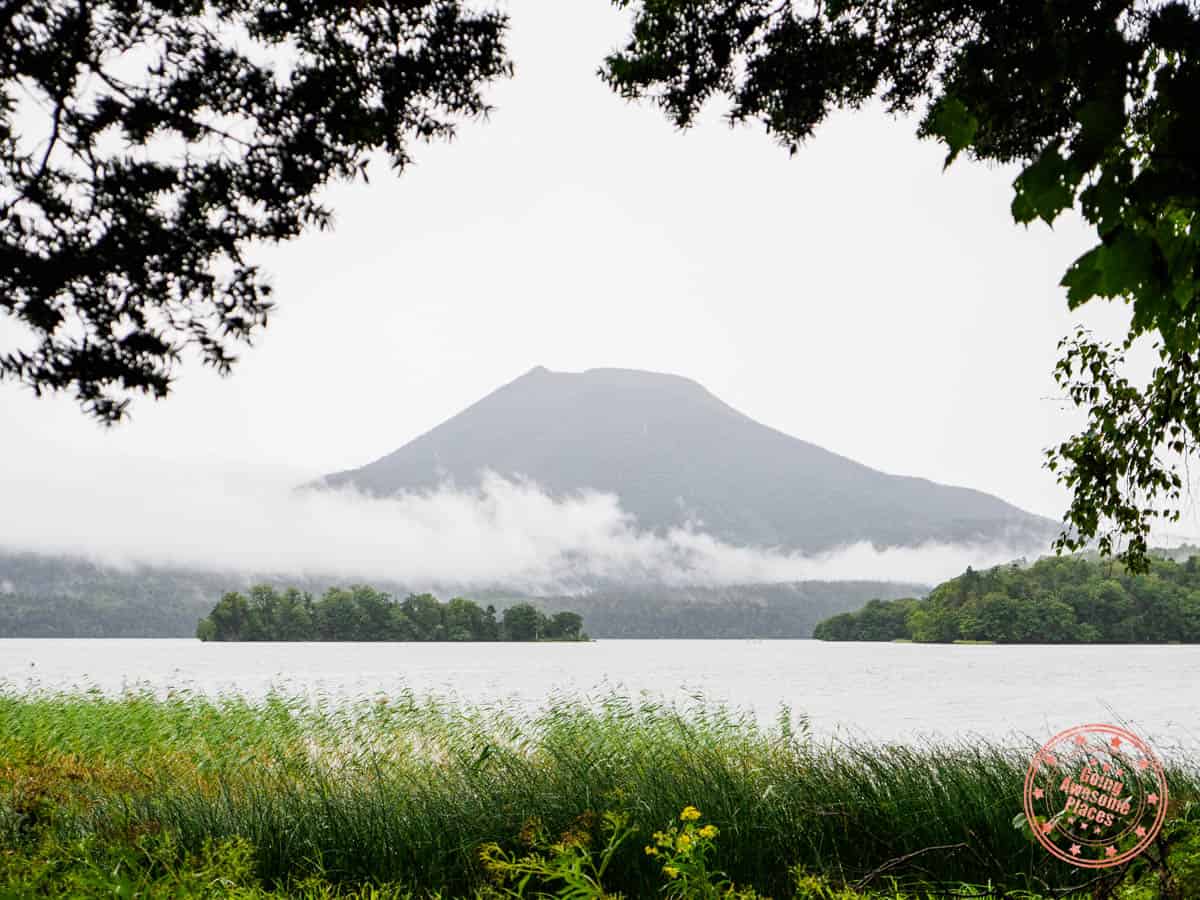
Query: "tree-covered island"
814 554 1200 643
196 585 586 642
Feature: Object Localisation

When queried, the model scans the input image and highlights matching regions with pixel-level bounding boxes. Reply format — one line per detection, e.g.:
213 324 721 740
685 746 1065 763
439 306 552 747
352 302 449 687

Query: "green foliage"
478 810 635 898
195 585 585 642
1048 329 1197 573
501 603 544 642
0 1 511 421
603 0 1200 574
925 97 978 169
0 832 264 898
0 831 442 897
814 555 1200 643
812 598 918 642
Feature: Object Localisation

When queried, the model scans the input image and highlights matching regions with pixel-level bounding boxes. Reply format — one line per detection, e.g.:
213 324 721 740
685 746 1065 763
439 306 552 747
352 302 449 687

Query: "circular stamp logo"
1023 723 1168 868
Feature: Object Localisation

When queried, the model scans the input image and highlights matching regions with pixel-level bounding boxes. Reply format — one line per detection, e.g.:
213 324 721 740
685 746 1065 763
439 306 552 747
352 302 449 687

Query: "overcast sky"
5 1 1194 574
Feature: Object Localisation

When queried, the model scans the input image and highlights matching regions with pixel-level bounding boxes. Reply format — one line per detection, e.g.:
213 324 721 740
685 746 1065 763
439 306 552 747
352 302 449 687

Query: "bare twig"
853 842 968 891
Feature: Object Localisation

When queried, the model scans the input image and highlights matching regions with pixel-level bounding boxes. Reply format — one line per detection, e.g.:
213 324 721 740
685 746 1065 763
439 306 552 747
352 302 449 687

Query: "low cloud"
1 458 1043 591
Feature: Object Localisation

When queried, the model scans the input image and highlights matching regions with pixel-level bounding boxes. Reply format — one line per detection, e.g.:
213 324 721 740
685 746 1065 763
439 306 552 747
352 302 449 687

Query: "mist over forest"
0 366 1050 641
0 368 1061 638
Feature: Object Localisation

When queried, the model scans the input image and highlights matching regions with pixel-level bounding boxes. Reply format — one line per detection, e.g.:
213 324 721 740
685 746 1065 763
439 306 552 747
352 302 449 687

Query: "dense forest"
814 554 1200 643
196 585 586 642
0 552 219 637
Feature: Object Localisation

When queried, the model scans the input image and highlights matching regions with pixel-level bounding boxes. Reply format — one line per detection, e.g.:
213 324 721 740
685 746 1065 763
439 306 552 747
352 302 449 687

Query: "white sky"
5 0 1196 573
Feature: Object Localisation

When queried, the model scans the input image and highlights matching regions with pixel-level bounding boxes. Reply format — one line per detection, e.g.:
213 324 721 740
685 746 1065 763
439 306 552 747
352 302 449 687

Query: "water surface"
2 639 1197 751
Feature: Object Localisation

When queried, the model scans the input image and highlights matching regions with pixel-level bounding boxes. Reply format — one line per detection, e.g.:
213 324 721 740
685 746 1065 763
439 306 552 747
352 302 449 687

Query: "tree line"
195 585 586 643
814 554 1200 644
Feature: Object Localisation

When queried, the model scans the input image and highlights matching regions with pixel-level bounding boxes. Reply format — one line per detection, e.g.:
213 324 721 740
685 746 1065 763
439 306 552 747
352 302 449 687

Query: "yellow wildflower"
644 846 658 856
676 834 692 851
680 806 702 822
698 824 718 839
663 866 680 879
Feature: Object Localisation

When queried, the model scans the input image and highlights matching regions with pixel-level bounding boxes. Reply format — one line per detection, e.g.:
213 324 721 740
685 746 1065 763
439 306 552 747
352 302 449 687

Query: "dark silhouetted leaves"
1 1 511 422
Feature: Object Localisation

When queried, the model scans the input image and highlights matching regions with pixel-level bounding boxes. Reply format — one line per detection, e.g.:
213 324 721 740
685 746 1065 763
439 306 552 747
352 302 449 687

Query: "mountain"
321 366 1055 553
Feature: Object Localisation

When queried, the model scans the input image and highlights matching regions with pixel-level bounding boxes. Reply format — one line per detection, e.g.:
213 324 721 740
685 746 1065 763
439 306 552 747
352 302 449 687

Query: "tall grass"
2 687 1197 897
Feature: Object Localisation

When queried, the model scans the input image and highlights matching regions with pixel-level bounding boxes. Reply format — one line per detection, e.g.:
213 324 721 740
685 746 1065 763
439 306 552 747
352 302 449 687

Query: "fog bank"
0 458 1047 591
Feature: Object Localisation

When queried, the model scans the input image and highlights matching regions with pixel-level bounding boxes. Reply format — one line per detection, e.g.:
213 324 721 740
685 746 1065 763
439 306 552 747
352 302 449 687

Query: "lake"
2 638 1198 753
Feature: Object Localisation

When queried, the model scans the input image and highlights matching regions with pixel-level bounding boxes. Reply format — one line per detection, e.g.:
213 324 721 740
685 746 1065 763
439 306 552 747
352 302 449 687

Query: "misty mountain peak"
519 365 708 391
321 367 1054 554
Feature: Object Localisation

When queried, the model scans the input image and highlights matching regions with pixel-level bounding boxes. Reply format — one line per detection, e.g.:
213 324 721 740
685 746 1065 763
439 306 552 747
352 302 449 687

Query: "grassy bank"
1 689 1198 898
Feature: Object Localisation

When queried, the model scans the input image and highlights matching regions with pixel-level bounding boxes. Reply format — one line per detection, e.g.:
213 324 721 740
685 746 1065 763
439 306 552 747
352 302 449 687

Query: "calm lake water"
2 639 1198 753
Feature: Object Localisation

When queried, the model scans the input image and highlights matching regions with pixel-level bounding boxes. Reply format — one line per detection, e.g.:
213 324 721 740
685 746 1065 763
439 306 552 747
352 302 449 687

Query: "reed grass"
1 687 1197 898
